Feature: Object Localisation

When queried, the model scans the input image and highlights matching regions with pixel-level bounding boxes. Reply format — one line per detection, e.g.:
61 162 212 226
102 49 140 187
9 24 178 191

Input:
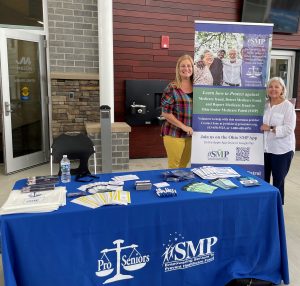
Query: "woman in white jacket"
260 77 296 204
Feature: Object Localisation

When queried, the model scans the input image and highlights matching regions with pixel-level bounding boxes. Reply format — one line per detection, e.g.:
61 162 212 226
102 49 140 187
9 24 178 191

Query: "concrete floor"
0 154 299 285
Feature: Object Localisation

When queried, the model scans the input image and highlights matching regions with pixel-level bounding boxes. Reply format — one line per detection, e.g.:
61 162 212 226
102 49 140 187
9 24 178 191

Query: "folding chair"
50 133 97 180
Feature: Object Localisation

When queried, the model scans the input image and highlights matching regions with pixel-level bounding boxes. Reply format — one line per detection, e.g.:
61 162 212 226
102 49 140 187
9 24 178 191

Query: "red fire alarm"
161 35 169 49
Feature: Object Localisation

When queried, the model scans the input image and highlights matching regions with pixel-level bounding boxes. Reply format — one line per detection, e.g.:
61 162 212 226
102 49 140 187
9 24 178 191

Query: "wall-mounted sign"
21 86 30 100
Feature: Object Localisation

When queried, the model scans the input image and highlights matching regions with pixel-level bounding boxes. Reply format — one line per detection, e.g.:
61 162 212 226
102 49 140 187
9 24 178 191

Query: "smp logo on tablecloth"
162 232 218 272
96 239 150 284
207 149 229 161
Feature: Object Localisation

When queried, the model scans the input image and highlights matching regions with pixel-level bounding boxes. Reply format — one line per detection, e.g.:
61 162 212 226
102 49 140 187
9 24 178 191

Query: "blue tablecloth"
1 167 289 286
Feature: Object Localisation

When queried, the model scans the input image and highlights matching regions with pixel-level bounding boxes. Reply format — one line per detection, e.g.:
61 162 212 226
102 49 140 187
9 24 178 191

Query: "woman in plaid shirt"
161 54 194 168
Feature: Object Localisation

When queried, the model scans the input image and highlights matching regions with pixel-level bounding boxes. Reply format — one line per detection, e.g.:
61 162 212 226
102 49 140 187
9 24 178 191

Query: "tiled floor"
0 154 299 285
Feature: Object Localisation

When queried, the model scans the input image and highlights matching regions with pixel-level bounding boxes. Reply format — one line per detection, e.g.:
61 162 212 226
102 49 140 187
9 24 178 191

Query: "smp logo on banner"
207 150 229 161
95 239 150 284
16 57 32 72
247 37 266 47
162 232 218 272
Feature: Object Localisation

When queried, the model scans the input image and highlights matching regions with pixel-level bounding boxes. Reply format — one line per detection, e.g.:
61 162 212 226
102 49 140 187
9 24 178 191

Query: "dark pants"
264 151 294 205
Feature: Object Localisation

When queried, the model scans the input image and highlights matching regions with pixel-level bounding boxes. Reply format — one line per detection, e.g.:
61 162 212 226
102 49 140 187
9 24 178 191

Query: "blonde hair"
174 54 194 88
267 77 287 99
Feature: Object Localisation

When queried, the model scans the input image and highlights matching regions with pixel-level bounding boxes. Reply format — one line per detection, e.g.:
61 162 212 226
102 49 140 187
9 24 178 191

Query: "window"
270 50 295 99
0 0 43 27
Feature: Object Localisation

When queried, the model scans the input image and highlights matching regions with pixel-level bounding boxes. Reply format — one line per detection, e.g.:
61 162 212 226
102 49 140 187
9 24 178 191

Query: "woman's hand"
260 124 271 131
162 112 193 135
182 125 193 136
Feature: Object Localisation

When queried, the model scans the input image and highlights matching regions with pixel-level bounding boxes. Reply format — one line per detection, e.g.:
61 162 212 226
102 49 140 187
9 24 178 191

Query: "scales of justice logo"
96 239 150 284
162 232 218 272
246 66 262 78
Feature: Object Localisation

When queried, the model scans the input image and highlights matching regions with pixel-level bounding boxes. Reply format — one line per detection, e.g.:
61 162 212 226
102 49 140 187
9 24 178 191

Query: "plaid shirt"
161 82 193 138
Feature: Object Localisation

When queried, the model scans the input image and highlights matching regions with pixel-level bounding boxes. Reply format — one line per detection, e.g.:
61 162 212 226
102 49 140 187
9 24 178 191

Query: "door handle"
4 102 14 116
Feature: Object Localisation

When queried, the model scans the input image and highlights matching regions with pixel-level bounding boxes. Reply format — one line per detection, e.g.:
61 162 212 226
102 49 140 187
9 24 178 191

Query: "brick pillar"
85 122 131 172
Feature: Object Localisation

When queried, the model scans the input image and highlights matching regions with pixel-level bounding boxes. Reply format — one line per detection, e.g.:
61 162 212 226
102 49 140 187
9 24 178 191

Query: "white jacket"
263 99 296 154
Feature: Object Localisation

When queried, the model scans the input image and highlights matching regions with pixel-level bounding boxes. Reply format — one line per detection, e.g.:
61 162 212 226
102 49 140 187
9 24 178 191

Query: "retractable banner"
191 21 273 178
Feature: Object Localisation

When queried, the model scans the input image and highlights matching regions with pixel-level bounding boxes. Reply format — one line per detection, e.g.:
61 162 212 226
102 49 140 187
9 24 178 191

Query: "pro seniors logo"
96 239 150 284
162 232 218 272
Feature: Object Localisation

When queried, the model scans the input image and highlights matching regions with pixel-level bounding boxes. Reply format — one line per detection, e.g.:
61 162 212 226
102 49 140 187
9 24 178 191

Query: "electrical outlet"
69 92 75 100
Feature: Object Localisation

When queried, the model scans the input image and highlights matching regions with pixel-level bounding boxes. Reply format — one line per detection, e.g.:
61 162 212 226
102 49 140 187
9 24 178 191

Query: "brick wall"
113 0 300 154
113 0 242 121
47 0 99 74
88 132 130 172
48 0 100 136
86 123 131 172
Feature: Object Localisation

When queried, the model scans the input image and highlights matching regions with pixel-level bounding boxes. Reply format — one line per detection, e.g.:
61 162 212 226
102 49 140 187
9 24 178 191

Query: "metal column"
100 105 112 173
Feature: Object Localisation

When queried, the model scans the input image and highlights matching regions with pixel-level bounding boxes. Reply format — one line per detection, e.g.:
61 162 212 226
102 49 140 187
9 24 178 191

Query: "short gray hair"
267 77 287 99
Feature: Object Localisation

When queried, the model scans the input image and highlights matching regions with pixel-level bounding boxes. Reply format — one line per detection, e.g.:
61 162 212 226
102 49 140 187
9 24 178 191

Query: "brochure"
210 178 238 190
237 177 260 187
77 181 124 193
71 190 131 208
27 176 59 186
192 166 240 180
183 182 218 194
111 174 139 181
0 187 66 215
162 170 195 182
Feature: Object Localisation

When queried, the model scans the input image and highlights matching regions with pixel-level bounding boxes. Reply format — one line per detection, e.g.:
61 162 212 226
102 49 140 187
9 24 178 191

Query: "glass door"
0 28 49 174
270 50 295 100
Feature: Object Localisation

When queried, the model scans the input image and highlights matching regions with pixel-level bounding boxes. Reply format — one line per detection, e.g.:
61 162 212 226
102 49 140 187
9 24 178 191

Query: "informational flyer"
191 21 273 178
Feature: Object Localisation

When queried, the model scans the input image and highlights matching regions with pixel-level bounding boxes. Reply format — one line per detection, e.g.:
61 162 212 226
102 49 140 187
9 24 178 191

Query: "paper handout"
0 187 66 215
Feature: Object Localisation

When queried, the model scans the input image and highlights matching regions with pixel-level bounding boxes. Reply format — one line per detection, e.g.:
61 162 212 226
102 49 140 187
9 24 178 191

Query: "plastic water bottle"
60 155 71 183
